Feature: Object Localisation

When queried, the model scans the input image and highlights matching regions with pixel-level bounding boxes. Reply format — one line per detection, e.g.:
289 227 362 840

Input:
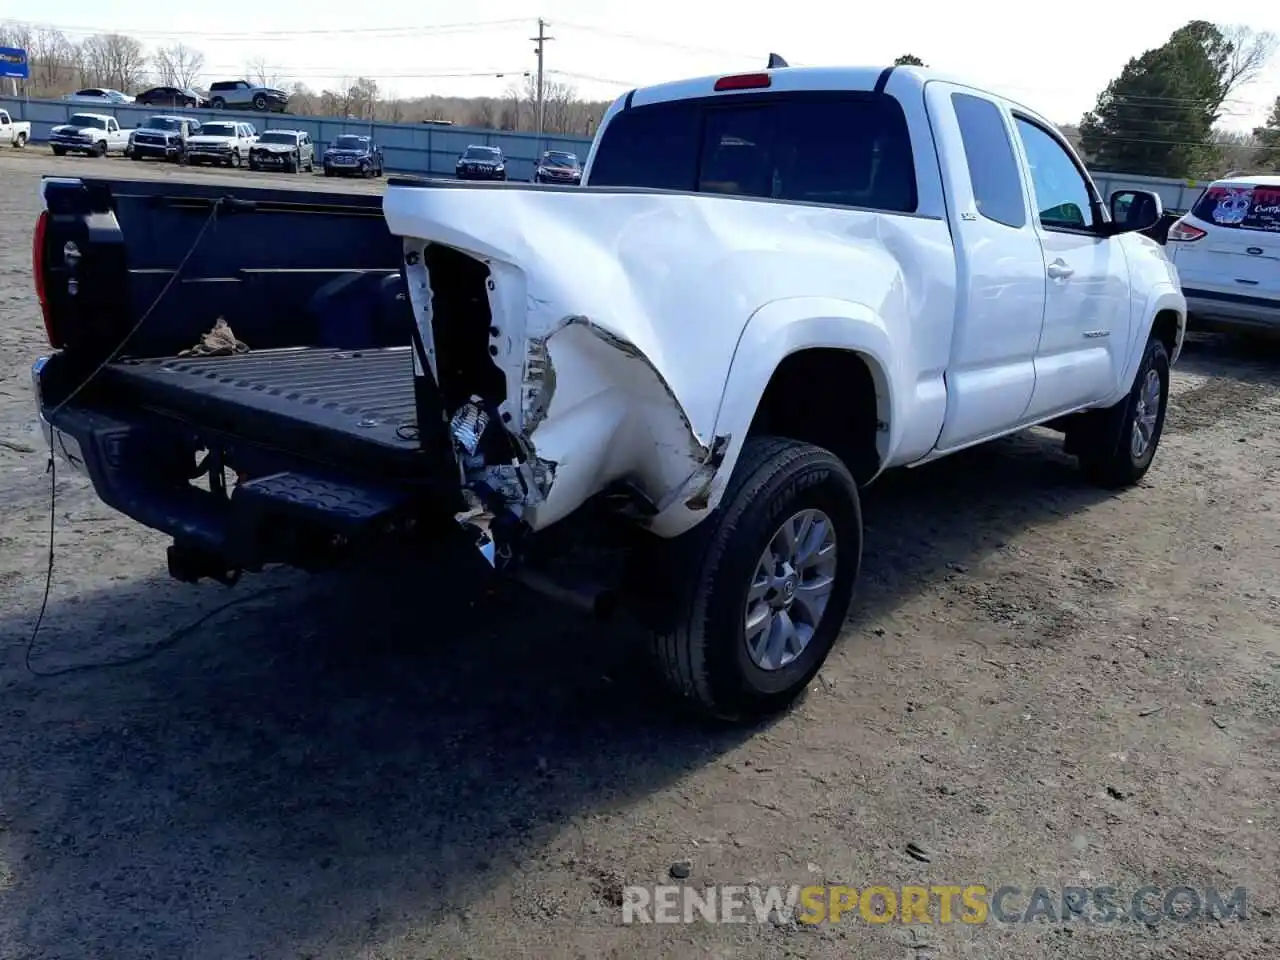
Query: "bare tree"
153 43 204 88
245 55 281 87
469 99 496 128
81 33 148 92
346 76 379 119
1219 24 1276 98
30 27 77 96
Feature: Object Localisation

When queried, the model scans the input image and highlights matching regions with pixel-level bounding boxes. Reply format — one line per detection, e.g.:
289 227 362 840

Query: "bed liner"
102 345 429 470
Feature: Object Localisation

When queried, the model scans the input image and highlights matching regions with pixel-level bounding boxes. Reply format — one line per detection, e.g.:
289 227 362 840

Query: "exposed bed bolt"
488 344 499 356
489 326 500 337
501 412 512 423
486 278 496 291
404 250 420 265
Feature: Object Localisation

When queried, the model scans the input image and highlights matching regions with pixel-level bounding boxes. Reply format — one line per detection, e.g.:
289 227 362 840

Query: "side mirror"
1108 189 1163 234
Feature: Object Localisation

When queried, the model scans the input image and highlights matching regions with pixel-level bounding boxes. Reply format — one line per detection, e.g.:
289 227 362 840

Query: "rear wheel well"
1152 309 1180 356
747 349 883 486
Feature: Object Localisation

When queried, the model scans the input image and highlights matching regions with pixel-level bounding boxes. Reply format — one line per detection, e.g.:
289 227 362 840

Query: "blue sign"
0 47 29 80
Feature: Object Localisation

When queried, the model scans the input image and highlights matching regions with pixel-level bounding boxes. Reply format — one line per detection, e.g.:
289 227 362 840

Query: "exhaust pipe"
511 566 617 620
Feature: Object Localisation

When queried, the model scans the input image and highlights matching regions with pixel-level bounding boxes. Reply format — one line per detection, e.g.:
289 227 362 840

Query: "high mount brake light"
714 73 772 92
1166 219 1207 242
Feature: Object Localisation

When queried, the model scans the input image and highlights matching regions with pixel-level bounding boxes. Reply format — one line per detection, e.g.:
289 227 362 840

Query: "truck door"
1010 115 1132 419
924 82 1048 452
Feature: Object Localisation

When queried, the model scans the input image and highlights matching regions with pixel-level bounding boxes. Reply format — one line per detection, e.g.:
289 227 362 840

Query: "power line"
0 16 526 40
554 20 760 63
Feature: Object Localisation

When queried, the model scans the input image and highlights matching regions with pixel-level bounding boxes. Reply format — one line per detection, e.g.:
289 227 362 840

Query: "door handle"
1047 259 1074 280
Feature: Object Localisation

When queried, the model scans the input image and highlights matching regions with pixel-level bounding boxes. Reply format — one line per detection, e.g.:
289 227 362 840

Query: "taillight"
714 73 772 92
31 209 62 348
1166 218 1207 242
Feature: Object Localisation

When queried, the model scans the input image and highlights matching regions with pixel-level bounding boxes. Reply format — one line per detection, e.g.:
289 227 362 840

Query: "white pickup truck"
30 64 1185 723
49 112 130 157
0 109 30 148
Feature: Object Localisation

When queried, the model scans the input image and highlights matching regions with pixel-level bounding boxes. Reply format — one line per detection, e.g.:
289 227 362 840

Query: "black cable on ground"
23 197 292 678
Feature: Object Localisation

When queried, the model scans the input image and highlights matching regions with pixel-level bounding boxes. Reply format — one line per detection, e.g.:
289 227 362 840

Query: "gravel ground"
0 151 1278 960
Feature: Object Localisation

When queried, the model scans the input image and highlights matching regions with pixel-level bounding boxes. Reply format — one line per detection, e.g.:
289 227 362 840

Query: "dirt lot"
0 151 1278 960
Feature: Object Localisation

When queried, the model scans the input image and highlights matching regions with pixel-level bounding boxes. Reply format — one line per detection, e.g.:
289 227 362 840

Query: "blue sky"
11 1 1280 129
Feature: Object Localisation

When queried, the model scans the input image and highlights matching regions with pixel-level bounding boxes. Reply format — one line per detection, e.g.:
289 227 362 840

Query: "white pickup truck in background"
31 63 1185 724
0 109 30 148
49 112 129 157
183 119 258 167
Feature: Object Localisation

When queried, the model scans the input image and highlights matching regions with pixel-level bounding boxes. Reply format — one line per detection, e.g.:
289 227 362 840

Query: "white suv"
184 120 258 167
1165 175 1280 333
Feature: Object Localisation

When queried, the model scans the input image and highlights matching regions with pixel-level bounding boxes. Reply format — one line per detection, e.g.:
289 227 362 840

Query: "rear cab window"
1191 184 1280 232
588 91 918 213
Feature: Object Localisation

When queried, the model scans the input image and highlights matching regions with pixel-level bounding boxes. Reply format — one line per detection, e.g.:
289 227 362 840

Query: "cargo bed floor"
105 346 424 464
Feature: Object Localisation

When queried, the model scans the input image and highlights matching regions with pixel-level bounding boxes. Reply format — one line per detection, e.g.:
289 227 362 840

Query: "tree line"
0 22 611 135
2 20 1279 166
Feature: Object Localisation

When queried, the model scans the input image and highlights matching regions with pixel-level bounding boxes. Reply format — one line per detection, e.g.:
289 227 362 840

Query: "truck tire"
1072 336 1170 489
93 141 107 157
253 94 268 110
52 146 65 156
15 132 25 148
211 97 226 109
641 435 862 722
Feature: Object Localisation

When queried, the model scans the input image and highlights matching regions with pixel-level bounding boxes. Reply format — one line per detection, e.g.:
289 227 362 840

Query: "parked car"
0 109 30 148
208 80 289 113
248 129 314 172
1164 174 1280 333
129 115 201 163
184 120 257 167
533 150 582 184
135 86 204 109
49 113 129 157
455 144 506 180
322 134 383 177
28 63 1184 723
65 88 134 105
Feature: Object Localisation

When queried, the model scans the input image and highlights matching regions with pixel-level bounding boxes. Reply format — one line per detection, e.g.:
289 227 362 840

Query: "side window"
587 100 701 191
1013 117 1094 231
107 119 117 132
951 93 1025 228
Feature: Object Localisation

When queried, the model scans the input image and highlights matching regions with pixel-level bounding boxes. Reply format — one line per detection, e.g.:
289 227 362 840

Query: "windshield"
589 92 917 213
259 132 297 145
334 135 367 149
463 147 499 160
199 122 237 137
143 118 181 131
544 152 578 167
68 114 107 129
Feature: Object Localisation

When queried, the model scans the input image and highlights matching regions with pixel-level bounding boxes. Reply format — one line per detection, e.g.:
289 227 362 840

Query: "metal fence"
0 95 595 180
0 95 1222 207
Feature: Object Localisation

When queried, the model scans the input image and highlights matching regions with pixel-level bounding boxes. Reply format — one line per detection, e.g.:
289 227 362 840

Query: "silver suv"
208 80 290 113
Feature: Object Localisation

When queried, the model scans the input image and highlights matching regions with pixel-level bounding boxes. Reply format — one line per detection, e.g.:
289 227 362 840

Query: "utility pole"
531 18 553 142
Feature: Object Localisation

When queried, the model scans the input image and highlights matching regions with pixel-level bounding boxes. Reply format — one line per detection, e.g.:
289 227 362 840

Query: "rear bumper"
1184 288 1280 330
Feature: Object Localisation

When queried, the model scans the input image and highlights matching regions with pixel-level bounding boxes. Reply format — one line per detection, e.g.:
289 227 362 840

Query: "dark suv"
129 115 201 162
455 144 507 181
322 134 384 177
533 150 582 184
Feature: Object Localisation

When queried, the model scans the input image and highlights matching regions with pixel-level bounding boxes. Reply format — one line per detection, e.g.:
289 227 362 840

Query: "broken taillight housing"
714 73 772 92
32 209 62 348
1166 218 1207 242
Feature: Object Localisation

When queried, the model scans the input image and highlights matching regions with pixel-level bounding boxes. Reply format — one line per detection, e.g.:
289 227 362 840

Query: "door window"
951 93 1025 228
1014 117 1094 231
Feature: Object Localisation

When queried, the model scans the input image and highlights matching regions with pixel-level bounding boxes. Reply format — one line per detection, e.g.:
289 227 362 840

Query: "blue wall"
0 95 595 180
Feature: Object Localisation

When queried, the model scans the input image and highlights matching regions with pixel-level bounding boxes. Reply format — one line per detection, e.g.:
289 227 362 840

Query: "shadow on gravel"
1176 330 1280 388
0 428 1115 958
